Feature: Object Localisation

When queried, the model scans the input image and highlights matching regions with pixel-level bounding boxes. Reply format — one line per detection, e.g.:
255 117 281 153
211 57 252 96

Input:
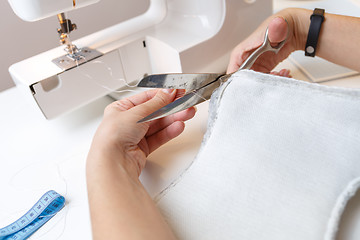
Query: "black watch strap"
305 8 325 57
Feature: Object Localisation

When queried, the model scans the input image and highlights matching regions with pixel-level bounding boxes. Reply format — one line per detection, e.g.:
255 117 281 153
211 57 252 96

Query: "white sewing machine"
7 0 272 119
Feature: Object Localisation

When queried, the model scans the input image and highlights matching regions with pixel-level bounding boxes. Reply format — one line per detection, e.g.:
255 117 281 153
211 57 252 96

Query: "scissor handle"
239 27 288 70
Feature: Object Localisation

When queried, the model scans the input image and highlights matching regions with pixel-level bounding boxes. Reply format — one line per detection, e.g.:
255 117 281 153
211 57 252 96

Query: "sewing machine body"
8 0 272 119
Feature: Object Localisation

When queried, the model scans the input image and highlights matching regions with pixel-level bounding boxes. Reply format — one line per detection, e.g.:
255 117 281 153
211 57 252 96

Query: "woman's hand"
88 88 196 180
87 89 194 240
227 9 299 76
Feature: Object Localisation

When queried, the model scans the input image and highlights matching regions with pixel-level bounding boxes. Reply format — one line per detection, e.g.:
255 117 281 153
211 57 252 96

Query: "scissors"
137 27 288 123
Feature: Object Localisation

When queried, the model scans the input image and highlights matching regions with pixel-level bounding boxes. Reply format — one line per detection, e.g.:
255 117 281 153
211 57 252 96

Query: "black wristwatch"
305 8 325 57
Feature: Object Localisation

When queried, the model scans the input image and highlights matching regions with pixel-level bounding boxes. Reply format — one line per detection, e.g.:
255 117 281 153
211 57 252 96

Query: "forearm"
287 8 360 71
86 150 176 240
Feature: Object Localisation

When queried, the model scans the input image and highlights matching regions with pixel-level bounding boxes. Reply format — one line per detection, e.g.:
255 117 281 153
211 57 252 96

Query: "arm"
294 8 360 71
86 89 195 240
227 8 360 74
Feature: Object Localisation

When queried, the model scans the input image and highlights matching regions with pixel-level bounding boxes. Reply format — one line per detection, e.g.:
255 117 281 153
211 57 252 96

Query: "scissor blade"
137 78 221 123
137 73 222 90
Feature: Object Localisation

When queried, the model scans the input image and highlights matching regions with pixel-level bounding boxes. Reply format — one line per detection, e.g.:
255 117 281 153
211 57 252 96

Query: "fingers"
227 56 241 74
146 121 186 154
130 89 177 119
227 42 257 74
109 89 158 112
226 16 289 74
146 106 196 137
270 69 291 77
268 16 288 46
175 89 186 100
109 89 176 115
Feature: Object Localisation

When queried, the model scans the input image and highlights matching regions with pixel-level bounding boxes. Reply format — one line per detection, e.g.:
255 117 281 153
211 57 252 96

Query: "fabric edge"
153 76 235 202
324 177 360 240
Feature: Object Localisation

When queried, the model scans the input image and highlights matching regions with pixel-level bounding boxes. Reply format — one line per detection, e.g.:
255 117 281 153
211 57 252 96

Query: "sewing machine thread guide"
0 190 65 240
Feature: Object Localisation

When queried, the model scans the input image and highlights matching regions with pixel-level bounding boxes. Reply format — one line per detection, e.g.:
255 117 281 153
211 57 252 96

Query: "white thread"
192 90 208 102
74 55 141 94
9 161 65 192
63 15 140 94
35 204 69 239
56 163 67 198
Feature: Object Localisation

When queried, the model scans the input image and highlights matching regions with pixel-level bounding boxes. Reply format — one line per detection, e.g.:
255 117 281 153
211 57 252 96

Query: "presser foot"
52 47 103 71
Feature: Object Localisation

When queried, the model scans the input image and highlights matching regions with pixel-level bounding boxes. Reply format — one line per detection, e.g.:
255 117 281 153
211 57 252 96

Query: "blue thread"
0 190 65 240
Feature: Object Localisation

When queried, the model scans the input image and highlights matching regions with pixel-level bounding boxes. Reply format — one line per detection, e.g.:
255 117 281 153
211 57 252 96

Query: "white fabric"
155 70 360 240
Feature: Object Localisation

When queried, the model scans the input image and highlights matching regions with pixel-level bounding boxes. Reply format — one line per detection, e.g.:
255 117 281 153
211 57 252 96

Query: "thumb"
132 89 176 118
268 16 288 46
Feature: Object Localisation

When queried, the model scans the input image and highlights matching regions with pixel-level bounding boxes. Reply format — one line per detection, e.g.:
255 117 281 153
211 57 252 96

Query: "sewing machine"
7 0 272 119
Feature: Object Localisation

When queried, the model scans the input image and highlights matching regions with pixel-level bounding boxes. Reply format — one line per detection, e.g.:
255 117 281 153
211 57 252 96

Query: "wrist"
86 142 141 181
286 8 314 51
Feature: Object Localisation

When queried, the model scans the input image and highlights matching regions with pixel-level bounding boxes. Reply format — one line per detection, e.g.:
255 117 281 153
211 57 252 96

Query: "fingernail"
162 89 174 94
274 16 287 24
279 16 287 21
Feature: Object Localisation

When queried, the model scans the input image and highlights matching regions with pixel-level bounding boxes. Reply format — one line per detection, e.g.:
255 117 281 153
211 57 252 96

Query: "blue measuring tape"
0 190 65 240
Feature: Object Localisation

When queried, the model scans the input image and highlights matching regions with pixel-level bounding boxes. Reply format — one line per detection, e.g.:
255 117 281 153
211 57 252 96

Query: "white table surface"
1 0 360 239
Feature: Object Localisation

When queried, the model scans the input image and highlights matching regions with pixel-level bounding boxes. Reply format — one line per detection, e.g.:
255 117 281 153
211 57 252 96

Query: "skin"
87 89 195 240
227 8 360 75
87 8 360 240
